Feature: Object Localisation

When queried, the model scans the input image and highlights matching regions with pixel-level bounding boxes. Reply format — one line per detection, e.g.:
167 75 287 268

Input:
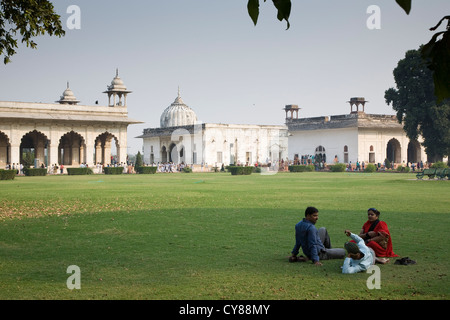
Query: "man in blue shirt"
291 207 346 266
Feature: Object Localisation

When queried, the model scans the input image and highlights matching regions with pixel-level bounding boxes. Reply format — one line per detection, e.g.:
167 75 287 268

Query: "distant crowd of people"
3 157 434 175
4 163 24 174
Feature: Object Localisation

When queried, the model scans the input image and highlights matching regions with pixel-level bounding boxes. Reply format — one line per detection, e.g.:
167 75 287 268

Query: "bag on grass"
394 257 416 265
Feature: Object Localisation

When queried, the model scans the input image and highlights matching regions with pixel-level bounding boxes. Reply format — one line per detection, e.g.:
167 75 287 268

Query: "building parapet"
138 123 288 138
287 112 401 131
0 101 142 124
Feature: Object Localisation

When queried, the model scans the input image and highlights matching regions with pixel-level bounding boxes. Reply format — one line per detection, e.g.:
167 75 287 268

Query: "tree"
247 0 412 30
135 151 143 168
247 0 450 102
21 150 34 168
247 0 291 30
421 16 450 102
0 0 65 64
384 49 450 161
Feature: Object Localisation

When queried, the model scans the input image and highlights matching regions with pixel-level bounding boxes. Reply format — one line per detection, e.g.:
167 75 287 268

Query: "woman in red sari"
358 208 398 257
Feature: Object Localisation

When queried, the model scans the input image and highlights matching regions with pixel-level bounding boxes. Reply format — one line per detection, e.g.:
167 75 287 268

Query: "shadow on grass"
0 207 446 299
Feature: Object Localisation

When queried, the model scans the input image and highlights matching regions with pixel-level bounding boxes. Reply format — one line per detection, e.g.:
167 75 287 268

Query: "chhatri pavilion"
0 70 142 169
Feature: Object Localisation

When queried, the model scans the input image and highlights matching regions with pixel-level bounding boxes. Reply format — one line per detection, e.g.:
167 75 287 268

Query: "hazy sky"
1 0 449 154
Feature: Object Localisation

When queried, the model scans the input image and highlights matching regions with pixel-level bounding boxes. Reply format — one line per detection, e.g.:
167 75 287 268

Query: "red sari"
362 220 398 257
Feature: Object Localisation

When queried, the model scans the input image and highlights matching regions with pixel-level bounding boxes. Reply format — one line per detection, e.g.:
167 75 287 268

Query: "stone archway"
59 131 86 165
343 145 349 163
0 131 10 167
161 146 168 163
169 143 177 163
94 132 120 165
407 140 421 163
21 130 49 167
369 145 375 163
315 145 326 163
386 138 401 164
179 145 185 164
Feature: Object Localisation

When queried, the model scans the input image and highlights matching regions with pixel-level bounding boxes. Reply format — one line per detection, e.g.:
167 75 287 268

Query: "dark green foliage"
23 168 46 176
21 152 34 168
66 167 94 175
396 166 410 173
0 169 16 180
247 0 291 29
385 49 450 160
364 164 377 173
103 167 124 175
182 166 192 173
330 163 346 172
421 16 450 102
0 0 65 64
135 151 143 168
431 161 448 168
136 166 157 174
395 0 411 14
227 166 253 175
384 158 392 169
288 165 314 172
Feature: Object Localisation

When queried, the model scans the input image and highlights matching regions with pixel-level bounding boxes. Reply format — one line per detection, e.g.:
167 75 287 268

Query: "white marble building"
285 98 428 166
139 94 433 170
138 91 288 168
0 71 142 169
2 74 433 172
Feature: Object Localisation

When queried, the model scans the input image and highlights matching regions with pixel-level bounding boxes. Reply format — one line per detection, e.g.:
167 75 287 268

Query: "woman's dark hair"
305 206 319 217
368 208 380 216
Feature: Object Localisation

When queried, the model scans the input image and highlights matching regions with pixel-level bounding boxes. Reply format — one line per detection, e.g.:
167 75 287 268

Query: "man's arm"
307 228 321 264
291 228 301 256
342 257 365 274
350 232 365 245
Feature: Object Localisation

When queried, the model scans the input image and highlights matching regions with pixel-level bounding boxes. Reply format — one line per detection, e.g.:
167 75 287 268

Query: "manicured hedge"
288 165 314 172
330 163 347 172
182 167 192 173
431 161 448 169
227 166 254 175
396 166 410 173
67 167 94 175
24 168 47 176
0 169 16 180
136 166 157 174
103 167 124 175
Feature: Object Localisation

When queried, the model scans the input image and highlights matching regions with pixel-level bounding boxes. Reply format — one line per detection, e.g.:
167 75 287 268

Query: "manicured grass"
0 172 449 300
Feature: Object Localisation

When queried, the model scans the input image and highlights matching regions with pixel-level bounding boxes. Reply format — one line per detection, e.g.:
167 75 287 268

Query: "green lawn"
0 172 449 300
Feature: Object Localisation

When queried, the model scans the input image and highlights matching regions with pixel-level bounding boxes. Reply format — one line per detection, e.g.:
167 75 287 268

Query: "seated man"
290 206 346 266
342 230 389 274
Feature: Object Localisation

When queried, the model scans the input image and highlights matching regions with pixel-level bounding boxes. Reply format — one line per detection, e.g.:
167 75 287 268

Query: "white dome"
108 76 127 91
160 91 198 128
107 69 128 91
57 83 80 104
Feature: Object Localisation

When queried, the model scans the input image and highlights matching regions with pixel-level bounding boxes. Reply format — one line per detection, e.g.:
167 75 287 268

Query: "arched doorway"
21 130 49 167
386 138 401 164
94 132 119 165
343 145 349 163
161 146 168 163
179 146 185 164
59 131 86 165
169 143 178 163
0 131 10 167
315 145 326 163
407 140 421 163
369 145 375 163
